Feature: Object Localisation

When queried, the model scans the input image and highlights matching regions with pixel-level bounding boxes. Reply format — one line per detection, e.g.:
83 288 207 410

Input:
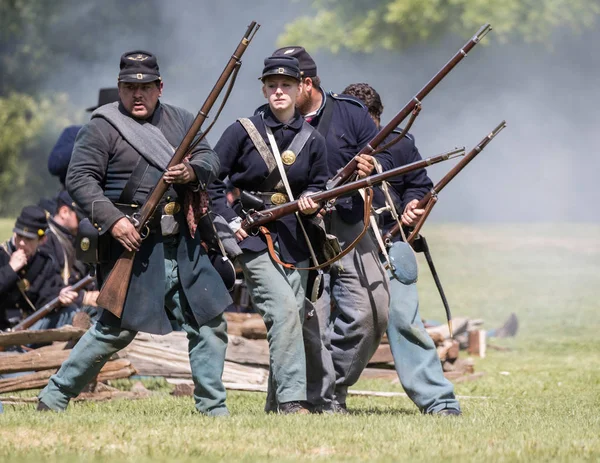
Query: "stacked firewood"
0 312 479 398
0 326 137 395
224 312 476 382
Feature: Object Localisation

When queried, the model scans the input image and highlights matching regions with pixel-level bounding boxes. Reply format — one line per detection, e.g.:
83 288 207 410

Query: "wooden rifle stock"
97 21 260 318
384 120 507 243
12 274 95 332
242 148 464 231
328 24 492 190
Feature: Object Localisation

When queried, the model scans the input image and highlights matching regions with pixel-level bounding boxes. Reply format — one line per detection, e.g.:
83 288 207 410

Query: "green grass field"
1 222 599 462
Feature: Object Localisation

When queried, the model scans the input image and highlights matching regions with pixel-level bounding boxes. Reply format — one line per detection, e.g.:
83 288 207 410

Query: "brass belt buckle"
270 192 288 205
163 202 181 216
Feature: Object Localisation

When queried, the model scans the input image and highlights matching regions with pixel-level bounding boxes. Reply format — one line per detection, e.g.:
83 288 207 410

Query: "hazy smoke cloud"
41 2 600 222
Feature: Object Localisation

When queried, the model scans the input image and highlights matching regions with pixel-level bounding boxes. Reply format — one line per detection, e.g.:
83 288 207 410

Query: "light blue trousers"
237 248 308 406
39 240 229 416
386 267 461 414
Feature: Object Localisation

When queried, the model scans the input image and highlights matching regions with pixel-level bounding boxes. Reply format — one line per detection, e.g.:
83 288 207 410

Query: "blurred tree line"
0 0 163 216
279 0 600 52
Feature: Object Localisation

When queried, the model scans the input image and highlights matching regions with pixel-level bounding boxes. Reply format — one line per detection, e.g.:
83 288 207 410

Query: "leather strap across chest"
238 117 314 192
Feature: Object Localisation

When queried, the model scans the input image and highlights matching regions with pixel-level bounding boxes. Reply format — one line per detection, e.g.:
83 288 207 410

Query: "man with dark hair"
343 82 461 416
0 206 79 331
270 46 393 413
38 50 232 416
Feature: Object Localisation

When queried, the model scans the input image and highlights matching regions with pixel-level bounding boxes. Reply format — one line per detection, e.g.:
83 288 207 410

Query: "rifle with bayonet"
242 147 465 232
96 21 260 318
11 274 95 332
328 24 492 190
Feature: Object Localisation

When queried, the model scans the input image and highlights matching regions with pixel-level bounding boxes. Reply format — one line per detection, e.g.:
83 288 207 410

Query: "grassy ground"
1 223 599 462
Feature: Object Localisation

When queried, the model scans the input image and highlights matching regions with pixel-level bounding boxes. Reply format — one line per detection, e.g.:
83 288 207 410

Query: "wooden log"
467 330 486 358
443 357 475 374
426 317 469 340
120 339 269 385
225 312 261 336
359 368 398 380
240 317 267 339
0 349 71 374
0 359 136 394
0 326 86 348
226 335 269 366
437 339 460 362
368 344 394 365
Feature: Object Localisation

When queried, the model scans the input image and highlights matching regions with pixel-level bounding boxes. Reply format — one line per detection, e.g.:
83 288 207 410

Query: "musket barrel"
242 147 464 231
384 121 507 242
328 24 493 189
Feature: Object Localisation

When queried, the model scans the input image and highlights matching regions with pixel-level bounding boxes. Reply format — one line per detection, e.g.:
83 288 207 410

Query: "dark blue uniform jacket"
0 242 64 330
373 130 433 240
209 108 329 263
305 91 394 223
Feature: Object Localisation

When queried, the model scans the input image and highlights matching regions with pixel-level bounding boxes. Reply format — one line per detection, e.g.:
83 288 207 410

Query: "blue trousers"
305 212 390 407
237 248 308 406
387 266 460 414
39 240 229 416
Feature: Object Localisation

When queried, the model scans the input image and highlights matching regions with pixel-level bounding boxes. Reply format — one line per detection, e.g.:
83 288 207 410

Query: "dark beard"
296 88 314 116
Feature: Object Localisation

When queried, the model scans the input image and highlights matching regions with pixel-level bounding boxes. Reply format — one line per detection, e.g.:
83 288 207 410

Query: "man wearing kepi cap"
269 46 393 413
209 55 328 413
38 50 232 416
0 206 79 331
41 190 99 310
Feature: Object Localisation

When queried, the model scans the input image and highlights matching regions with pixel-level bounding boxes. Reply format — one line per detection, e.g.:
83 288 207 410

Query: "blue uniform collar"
262 107 304 130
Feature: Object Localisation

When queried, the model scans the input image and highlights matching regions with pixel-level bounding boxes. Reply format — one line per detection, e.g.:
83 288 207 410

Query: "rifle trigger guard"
139 223 151 240
130 213 150 240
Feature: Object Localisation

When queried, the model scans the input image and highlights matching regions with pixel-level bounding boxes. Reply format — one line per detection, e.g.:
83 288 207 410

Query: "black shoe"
331 401 349 415
36 400 53 412
435 408 462 417
278 401 310 415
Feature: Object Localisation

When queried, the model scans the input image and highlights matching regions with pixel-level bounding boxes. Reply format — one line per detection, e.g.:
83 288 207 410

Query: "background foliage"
0 0 163 215
279 0 600 52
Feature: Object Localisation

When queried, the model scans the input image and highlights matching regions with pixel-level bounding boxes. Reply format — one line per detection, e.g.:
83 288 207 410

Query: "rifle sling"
259 187 374 271
118 157 150 205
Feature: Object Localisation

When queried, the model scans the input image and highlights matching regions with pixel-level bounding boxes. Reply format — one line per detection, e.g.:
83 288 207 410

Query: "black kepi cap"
118 50 161 83
56 190 85 220
86 88 119 112
14 205 48 240
260 55 301 81
272 46 317 77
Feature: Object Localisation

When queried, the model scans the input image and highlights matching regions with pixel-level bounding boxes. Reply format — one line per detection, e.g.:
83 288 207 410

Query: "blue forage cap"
118 50 161 83
272 46 317 77
14 205 48 240
260 55 301 82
